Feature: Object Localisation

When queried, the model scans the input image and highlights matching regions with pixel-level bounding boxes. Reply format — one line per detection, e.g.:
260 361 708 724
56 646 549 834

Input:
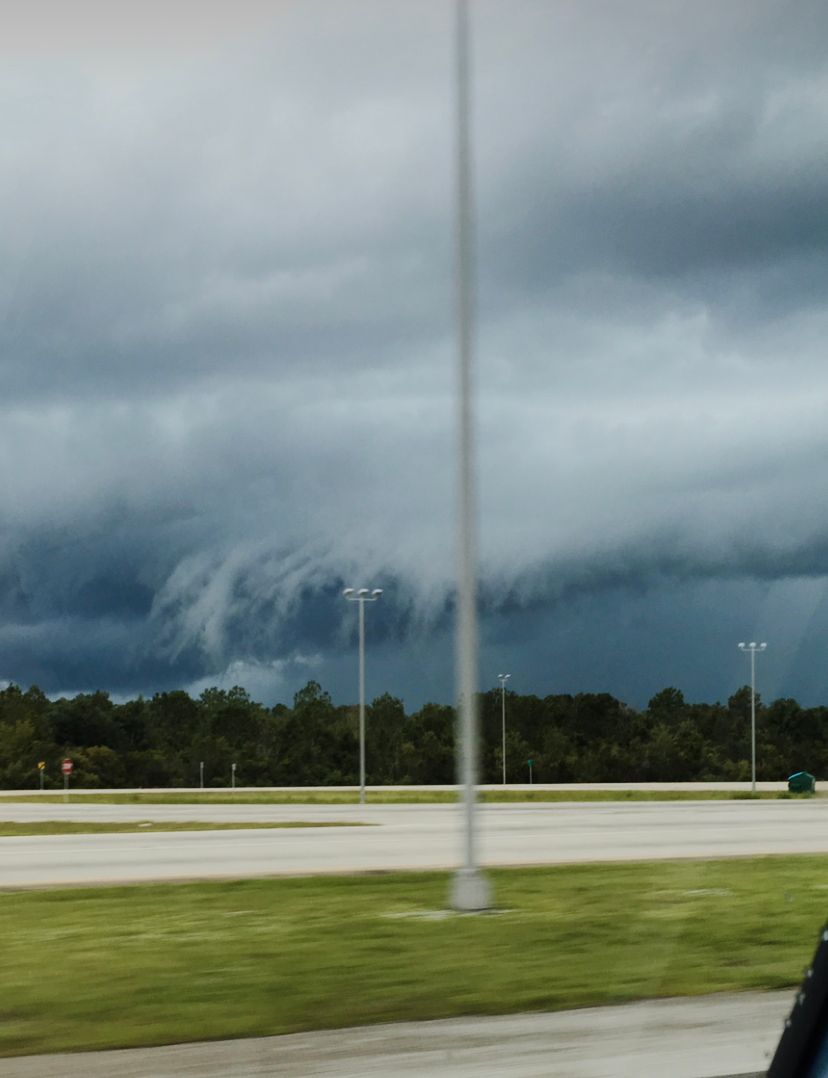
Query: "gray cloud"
1 1 828 708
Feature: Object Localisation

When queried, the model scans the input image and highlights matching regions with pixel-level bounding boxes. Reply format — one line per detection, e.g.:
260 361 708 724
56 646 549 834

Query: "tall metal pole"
738 642 767 794
450 0 491 913
750 648 756 792
498 674 511 784
359 597 366 804
344 588 382 806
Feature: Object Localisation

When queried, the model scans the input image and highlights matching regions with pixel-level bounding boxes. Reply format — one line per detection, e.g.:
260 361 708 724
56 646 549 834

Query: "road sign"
37 761 45 771
61 759 73 776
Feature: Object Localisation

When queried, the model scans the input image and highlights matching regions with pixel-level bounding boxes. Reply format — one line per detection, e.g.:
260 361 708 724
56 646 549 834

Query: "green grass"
0 821 366 838
482 789 812 802
0 856 824 1057
0 788 813 805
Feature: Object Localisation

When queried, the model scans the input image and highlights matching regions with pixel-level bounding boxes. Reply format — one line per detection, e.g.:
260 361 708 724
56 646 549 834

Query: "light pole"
449 0 491 913
343 587 382 805
738 642 767 793
498 674 511 784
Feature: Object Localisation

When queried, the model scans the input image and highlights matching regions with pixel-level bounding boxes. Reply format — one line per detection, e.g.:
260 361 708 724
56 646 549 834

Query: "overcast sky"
2 0 828 710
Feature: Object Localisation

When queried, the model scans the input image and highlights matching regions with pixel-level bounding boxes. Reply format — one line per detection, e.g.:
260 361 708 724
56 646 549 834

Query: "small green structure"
788 771 816 793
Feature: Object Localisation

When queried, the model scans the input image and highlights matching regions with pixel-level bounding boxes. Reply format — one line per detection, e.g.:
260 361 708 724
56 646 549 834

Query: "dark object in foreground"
767 924 828 1076
788 772 817 794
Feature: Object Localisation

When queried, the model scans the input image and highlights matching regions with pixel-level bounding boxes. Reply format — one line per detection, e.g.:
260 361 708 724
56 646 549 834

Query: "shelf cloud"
2 0 828 708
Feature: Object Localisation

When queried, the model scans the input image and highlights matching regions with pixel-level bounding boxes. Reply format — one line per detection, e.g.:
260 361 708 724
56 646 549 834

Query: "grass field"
0 821 366 837
0 788 811 805
1 856 823 1057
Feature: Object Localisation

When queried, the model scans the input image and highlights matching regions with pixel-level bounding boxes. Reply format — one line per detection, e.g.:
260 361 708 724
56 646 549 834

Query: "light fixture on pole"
497 674 511 784
344 587 382 805
738 641 767 794
449 0 491 913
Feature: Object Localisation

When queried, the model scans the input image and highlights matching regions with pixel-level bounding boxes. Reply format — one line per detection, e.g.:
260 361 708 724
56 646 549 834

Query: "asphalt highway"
2 798 827 887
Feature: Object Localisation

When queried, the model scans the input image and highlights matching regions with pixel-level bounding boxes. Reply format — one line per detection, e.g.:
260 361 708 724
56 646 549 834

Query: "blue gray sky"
2 0 828 709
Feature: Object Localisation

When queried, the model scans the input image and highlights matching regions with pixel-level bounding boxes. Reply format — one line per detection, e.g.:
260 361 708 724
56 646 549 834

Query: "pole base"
449 867 493 912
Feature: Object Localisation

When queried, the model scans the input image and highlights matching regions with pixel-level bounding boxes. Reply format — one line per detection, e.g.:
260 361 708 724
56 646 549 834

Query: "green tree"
367 693 406 784
403 702 455 783
0 718 56 789
647 687 687 724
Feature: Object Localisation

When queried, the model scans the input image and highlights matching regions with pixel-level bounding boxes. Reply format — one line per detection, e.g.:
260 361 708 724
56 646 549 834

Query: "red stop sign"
61 759 73 776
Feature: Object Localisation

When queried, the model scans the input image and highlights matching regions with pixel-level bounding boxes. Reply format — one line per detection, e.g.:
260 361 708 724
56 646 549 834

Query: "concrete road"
0 990 789 1077
2 799 828 887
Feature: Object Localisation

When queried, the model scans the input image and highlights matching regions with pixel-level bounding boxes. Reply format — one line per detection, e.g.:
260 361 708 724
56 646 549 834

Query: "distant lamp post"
497 674 511 784
738 642 767 793
343 587 383 805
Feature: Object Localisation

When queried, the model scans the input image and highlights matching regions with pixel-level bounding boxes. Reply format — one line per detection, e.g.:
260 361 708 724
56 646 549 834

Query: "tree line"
0 681 823 790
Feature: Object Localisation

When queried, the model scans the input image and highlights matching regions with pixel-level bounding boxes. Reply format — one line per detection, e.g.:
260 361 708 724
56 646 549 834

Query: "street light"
344 587 383 805
738 642 767 793
497 674 511 784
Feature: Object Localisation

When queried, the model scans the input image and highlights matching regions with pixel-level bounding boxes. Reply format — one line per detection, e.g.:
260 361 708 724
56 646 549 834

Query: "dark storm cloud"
2 0 828 706
1 1 454 406
472 0 828 329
